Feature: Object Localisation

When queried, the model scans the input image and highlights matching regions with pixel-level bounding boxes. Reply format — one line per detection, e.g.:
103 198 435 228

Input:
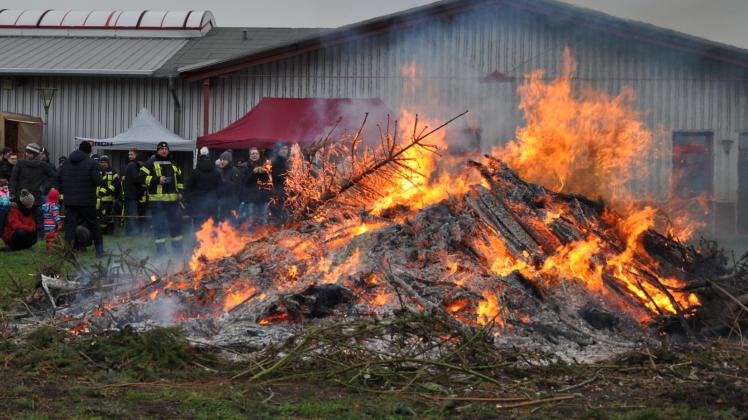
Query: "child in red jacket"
41 188 62 251
2 189 37 251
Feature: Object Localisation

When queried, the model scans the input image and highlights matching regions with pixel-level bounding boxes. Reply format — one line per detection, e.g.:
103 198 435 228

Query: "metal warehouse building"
2 0 748 234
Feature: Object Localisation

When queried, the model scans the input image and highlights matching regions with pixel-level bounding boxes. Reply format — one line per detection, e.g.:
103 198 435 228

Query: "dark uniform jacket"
9 156 56 206
123 161 145 202
57 150 103 207
137 155 183 202
97 169 121 203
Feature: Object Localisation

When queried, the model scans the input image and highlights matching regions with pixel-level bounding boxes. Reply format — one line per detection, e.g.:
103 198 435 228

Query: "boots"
95 243 105 259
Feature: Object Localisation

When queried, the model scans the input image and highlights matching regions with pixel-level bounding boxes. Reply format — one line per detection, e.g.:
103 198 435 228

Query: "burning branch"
284 110 468 221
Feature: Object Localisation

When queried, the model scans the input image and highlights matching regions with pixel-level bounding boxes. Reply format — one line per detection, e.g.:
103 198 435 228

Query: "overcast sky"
3 0 747 49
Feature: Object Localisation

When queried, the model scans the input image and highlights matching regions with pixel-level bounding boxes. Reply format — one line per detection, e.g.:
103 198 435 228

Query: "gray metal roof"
0 36 188 76
181 0 748 80
155 27 330 77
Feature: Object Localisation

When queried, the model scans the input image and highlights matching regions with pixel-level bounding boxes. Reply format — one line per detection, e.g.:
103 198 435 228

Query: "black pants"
8 229 37 250
149 201 183 247
64 205 103 247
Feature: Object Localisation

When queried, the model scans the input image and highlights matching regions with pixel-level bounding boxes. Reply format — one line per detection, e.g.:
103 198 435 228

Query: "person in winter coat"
241 147 272 227
0 178 10 237
270 143 290 226
10 143 56 238
217 150 242 225
41 188 62 251
137 141 185 254
96 155 121 234
58 141 105 258
123 150 147 235
2 189 37 251
186 147 221 229
0 148 13 180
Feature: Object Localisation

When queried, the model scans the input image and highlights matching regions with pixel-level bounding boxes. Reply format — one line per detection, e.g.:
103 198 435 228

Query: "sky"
2 0 747 49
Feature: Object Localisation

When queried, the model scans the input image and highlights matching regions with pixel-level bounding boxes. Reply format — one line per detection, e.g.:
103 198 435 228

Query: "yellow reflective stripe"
176 183 184 190
148 193 178 201
171 236 183 241
154 238 167 244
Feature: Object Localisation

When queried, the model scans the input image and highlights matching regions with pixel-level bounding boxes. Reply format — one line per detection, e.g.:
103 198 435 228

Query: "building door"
672 132 713 230
738 134 748 233
4 120 19 152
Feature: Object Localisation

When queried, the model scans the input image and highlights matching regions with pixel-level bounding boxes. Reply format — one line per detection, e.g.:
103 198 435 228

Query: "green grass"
0 228 188 309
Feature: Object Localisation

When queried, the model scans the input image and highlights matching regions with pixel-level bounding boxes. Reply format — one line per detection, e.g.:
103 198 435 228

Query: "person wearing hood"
186 147 221 229
9 143 56 238
41 188 62 251
217 150 242 225
137 141 185 254
269 142 290 226
58 141 105 258
123 150 147 236
2 189 37 251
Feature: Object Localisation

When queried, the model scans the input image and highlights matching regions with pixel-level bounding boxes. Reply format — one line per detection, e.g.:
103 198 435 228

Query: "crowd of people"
0 140 290 257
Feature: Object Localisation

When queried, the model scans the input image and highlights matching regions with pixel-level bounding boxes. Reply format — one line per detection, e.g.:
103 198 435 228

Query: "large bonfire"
53 52 745 360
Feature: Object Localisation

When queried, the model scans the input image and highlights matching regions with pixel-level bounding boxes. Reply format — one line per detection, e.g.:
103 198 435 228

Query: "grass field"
1 232 747 418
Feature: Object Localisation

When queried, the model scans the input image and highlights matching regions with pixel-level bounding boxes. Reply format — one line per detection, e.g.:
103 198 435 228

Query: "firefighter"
137 142 184 254
95 155 121 234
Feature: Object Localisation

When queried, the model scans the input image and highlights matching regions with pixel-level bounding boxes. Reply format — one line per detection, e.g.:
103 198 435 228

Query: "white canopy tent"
76 109 194 152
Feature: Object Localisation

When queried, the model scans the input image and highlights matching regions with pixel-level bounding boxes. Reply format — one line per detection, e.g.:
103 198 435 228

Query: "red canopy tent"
197 97 394 149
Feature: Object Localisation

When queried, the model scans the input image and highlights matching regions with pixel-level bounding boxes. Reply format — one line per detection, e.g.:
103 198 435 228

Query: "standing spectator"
217 150 242 225
137 141 185 254
0 148 12 179
241 147 272 228
123 149 147 236
57 156 67 171
270 142 290 226
41 187 62 251
9 143 55 238
0 179 10 236
2 189 37 251
58 141 105 258
95 155 121 234
0 152 16 181
186 147 221 229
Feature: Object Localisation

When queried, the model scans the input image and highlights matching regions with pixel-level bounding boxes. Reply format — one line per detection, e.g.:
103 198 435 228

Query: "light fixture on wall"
721 139 735 155
38 87 57 124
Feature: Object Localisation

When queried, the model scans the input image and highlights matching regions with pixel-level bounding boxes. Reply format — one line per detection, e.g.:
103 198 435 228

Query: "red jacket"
3 206 36 244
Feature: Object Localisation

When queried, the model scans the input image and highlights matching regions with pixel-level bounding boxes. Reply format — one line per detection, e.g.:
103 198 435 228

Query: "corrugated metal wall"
0 76 204 172
2 2 747 230
203 3 748 219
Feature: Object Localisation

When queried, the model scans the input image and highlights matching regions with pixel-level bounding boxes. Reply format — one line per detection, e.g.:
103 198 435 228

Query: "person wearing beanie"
10 143 55 238
2 189 37 251
137 141 185 254
0 150 15 181
185 151 221 229
58 140 105 258
123 150 147 235
41 188 62 251
95 155 121 234
199 146 209 157
217 149 242 224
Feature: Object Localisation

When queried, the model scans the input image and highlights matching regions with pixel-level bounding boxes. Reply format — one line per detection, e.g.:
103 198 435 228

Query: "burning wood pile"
24 52 748 362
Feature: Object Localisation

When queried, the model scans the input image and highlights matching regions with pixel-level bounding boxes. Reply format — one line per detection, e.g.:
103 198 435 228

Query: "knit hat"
19 189 34 209
47 188 59 204
199 146 209 156
156 141 169 151
79 141 92 154
219 150 233 163
91 154 100 163
25 143 41 155
58 155 67 164
100 155 110 163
